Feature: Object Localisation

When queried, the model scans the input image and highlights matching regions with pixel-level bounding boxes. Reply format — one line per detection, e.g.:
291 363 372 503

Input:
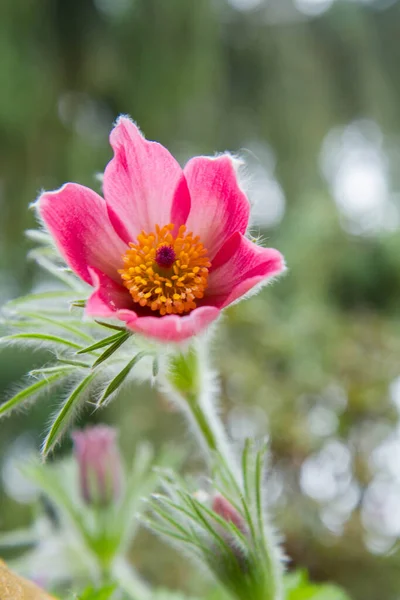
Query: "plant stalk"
164 339 284 600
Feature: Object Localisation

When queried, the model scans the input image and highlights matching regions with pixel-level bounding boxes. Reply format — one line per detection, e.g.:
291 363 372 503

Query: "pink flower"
71 425 123 506
36 116 285 342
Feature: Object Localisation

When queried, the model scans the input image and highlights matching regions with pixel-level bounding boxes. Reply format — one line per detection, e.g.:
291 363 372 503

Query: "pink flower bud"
71 425 123 507
212 494 245 533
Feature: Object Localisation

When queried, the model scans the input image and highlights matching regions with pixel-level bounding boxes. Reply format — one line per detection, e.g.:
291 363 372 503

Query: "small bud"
71 425 123 507
212 493 246 533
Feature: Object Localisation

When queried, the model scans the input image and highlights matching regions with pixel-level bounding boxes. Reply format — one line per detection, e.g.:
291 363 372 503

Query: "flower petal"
86 268 133 318
103 116 191 244
37 183 127 285
85 268 219 342
184 155 250 259
207 233 285 308
117 306 220 342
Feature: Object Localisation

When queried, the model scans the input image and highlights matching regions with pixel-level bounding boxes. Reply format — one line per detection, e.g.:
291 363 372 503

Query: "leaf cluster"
147 440 284 600
0 233 158 456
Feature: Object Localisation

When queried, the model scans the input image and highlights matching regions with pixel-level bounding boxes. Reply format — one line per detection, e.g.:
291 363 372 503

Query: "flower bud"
212 493 246 533
71 425 123 507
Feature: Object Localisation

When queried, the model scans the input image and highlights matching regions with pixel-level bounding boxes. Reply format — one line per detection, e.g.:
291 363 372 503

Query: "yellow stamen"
119 224 211 316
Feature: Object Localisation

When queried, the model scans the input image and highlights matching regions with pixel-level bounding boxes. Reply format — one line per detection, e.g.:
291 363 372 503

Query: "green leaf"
0 371 70 418
77 331 129 355
98 351 148 406
29 366 79 376
95 320 128 332
92 333 131 367
6 290 76 308
19 311 93 342
25 229 53 245
1 332 83 350
42 372 96 456
71 299 87 308
57 358 91 369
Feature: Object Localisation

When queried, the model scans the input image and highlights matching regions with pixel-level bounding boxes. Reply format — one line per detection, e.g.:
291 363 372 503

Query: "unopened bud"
212 494 246 533
72 425 123 507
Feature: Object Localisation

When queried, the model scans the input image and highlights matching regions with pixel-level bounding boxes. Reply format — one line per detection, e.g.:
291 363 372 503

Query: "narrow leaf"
71 299 87 308
92 332 131 367
25 229 53 245
29 366 76 376
255 445 267 534
19 311 93 342
0 372 69 418
6 290 75 308
57 358 91 369
95 320 128 332
98 351 148 406
77 331 128 355
1 332 82 350
42 372 96 456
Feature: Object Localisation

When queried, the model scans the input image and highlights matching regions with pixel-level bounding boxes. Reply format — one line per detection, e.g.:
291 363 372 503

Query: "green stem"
166 339 284 600
186 392 219 451
167 340 238 477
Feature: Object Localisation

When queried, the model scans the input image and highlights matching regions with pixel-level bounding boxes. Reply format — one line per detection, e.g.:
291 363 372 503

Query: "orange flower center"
119 224 211 316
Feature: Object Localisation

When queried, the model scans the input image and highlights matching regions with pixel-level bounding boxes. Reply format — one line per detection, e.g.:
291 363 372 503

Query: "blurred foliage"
73 572 351 600
285 571 351 600
76 586 116 600
1 0 400 599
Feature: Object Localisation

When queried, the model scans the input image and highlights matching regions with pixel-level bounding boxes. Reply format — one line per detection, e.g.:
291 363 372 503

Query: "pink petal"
117 306 220 342
85 268 220 342
37 183 127 285
207 233 285 308
86 268 133 318
103 116 191 244
184 155 250 259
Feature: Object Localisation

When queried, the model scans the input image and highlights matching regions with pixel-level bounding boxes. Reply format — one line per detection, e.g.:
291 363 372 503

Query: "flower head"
36 116 285 342
72 425 122 507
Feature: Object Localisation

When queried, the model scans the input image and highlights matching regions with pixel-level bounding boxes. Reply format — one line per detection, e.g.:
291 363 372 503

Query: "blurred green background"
1 0 400 598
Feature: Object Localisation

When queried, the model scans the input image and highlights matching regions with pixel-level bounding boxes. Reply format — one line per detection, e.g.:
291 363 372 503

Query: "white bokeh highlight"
320 120 399 235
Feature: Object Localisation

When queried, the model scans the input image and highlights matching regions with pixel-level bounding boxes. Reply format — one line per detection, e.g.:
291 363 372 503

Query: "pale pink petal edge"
207 234 286 308
85 268 220 342
117 306 221 342
220 266 285 308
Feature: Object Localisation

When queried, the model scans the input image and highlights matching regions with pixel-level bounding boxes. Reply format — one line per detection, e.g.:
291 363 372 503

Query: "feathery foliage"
0 234 155 454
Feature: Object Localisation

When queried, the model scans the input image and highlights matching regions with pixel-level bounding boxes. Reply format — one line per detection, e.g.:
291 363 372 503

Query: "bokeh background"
1 0 400 598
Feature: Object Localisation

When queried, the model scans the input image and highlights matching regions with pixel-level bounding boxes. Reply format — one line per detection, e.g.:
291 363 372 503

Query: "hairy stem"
164 339 284 600
166 339 237 476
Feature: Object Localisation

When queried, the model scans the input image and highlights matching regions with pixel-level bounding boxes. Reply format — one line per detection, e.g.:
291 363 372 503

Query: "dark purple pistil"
155 245 176 269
